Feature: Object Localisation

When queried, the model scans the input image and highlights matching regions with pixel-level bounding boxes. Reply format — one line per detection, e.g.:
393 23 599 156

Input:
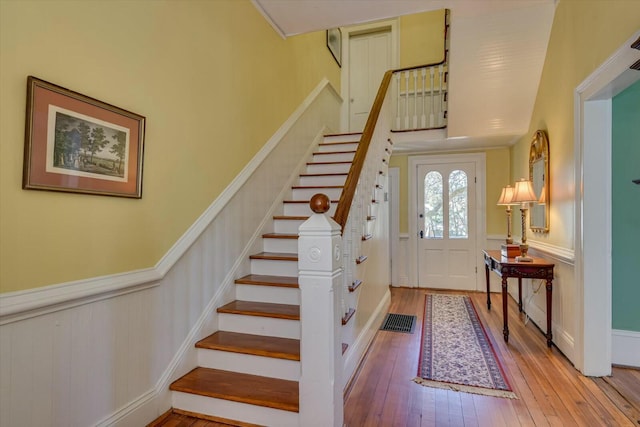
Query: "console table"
483 250 555 347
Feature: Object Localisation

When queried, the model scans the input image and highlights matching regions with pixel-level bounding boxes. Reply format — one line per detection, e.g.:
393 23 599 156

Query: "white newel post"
298 194 344 427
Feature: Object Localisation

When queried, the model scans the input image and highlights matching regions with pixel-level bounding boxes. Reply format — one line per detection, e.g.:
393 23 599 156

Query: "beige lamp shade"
511 179 538 204
497 185 516 205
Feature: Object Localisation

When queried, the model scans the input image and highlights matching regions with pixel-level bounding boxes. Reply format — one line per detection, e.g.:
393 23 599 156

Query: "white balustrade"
391 63 448 131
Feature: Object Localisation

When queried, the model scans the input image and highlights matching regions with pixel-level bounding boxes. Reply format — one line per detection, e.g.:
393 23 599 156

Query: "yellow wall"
399 9 447 67
0 0 340 293
390 148 510 235
511 0 640 249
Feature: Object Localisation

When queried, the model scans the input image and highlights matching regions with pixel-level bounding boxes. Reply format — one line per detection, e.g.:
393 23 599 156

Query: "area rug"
413 294 517 399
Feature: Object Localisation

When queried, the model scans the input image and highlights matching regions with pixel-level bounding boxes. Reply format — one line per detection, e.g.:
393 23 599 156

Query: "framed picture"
327 28 342 67
23 76 146 198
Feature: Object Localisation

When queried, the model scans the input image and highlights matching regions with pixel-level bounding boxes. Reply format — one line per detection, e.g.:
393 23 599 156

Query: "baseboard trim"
525 298 574 360
0 78 338 324
612 329 640 368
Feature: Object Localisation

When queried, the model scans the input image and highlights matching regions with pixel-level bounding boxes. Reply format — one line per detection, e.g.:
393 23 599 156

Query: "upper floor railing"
391 9 450 132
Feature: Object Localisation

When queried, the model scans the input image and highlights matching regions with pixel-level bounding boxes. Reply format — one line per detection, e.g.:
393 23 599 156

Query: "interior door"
348 29 391 132
417 162 477 290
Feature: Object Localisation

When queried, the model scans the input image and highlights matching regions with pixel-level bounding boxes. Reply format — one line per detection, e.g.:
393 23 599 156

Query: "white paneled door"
348 29 391 132
417 161 476 290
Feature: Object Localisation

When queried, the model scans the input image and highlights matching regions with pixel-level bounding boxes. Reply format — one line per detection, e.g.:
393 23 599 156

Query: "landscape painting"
47 107 130 183
23 76 145 198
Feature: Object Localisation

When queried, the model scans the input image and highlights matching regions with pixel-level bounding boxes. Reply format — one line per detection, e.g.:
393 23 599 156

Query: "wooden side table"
483 250 555 347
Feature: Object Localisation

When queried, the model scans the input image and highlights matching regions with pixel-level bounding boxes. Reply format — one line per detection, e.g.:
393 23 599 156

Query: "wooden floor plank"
343 287 637 426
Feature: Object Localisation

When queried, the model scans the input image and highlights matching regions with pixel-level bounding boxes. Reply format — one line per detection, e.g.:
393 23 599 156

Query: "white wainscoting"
612 329 640 368
484 236 576 362
0 79 341 427
393 233 410 287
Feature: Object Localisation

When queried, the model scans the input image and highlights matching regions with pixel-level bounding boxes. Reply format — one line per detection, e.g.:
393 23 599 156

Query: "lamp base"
515 255 534 262
501 244 520 258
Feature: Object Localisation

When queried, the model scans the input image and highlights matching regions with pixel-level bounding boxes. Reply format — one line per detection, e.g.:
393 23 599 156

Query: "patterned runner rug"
413 294 517 399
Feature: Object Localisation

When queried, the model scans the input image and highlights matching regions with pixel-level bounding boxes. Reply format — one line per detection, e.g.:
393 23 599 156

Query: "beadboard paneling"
0 79 341 427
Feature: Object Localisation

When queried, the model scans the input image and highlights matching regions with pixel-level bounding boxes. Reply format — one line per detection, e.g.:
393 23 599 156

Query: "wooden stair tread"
197 331 300 361
323 131 362 137
249 252 297 261
342 308 356 325
235 274 299 288
306 161 352 165
313 150 357 155
218 300 300 320
283 199 339 204
170 367 299 413
262 233 298 239
292 185 344 189
299 173 347 177
273 215 310 220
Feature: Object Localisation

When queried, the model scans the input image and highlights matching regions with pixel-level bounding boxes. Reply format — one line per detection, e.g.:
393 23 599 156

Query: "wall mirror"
529 130 550 232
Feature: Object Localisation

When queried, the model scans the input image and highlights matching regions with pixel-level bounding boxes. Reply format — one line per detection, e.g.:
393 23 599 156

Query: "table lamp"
497 185 519 257
511 178 538 262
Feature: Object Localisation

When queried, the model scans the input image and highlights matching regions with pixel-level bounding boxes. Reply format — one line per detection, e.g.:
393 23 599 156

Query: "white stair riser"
274 219 307 234
298 175 347 186
291 187 343 200
305 162 351 174
323 134 361 144
197 349 300 381
218 313 300 339
235 284 300 305
312 152 355 163
317 142 359 152
251 258 298 276
284 202 337 217
172 392 299 427
263 237 298 253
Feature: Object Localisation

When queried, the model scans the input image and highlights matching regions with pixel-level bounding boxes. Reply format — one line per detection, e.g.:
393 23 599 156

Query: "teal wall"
612 79 640 332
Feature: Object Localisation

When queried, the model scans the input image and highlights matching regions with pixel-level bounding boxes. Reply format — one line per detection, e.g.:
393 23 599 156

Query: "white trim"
250 0 287 39
0 78 340 323
340 18 399 132
389 167 400 286
573 30 640 376
527 241 575 264
524 297 575 361
408 153 486 290
612 329 640 368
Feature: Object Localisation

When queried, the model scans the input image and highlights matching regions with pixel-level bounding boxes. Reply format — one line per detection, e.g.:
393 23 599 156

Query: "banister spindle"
439 64 444 126
404 70 410 129
413 69 418 129
395 72 401 130
430 67 435 128
421 67 427 128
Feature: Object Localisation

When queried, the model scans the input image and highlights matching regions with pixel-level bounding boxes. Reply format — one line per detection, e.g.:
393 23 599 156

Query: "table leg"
518 278 523 312
485 264 491 310
502 277 509 342
546 278 553 347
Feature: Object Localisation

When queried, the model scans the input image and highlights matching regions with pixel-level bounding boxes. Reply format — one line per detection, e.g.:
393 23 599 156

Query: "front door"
417 161 477 290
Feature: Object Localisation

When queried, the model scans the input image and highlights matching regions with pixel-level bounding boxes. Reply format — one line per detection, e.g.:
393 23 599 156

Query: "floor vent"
380 313 416 333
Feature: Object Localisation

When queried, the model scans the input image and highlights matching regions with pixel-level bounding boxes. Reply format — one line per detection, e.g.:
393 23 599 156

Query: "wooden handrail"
334 70 393 232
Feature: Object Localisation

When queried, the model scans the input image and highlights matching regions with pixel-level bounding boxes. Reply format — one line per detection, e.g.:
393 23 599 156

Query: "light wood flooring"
344 287 639 426
151 287 639 426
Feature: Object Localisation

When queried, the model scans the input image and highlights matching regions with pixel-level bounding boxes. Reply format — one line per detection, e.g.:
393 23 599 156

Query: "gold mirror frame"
529 130 549 233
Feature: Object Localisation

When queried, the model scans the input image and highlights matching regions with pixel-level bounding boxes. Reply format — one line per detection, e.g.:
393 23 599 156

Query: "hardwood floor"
152 287 639 426
344 287 637 427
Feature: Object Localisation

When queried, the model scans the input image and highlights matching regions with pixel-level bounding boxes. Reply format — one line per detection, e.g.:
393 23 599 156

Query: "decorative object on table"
497 185 519 258
414 293 517 399
511 178 538 262
23 76 146 198
326 28 342 67
529 130 549 232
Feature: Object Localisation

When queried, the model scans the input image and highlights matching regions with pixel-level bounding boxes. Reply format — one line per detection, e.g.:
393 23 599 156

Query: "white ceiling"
252 0 556 152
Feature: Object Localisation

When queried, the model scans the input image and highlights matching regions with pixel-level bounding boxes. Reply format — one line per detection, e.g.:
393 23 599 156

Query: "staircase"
167 133 362 426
